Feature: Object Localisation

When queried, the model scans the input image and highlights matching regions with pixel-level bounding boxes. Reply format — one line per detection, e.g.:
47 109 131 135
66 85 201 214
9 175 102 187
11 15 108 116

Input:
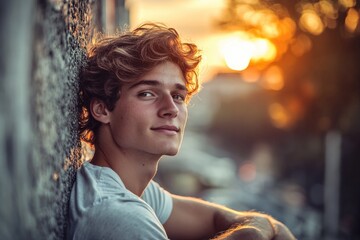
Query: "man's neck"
91 143 161 197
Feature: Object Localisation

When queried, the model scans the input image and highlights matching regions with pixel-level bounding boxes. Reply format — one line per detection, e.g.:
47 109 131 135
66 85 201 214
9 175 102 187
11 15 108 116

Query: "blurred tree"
217 0 360 133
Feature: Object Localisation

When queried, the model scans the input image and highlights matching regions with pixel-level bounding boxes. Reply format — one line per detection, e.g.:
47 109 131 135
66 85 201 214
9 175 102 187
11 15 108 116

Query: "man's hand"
212 211 297 240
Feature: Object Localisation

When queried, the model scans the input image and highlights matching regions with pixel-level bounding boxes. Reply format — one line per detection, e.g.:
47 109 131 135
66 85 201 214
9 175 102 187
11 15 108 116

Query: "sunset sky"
123 0 360 85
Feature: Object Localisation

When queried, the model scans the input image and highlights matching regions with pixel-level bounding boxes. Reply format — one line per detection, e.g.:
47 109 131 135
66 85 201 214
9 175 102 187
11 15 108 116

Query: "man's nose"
158 95 179 118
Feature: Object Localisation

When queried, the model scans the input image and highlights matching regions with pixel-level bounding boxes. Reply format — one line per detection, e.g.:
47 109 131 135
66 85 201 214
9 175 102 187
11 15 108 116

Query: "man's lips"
151 125 180 133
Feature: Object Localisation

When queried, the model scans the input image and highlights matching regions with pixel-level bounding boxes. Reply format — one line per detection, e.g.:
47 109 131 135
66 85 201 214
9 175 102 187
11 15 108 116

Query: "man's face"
107 61 188 156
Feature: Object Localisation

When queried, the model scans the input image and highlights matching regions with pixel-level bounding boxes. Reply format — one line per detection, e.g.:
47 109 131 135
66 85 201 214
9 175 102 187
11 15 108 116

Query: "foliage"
216 0 360 133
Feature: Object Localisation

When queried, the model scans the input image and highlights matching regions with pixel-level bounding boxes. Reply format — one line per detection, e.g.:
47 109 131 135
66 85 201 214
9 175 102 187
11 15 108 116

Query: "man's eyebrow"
129 80 160 89
129 80 187 92
175 83 187 92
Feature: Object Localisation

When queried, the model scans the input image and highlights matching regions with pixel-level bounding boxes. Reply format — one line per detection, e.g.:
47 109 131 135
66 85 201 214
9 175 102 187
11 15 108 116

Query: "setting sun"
219 36 253 71
219 33 278 71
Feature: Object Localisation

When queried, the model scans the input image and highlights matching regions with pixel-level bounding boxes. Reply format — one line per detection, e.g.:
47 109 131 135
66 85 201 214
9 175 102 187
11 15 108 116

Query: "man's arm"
163 194 296 240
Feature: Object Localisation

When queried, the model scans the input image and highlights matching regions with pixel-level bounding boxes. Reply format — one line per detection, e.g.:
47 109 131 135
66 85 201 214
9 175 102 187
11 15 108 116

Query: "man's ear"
90 99 111 124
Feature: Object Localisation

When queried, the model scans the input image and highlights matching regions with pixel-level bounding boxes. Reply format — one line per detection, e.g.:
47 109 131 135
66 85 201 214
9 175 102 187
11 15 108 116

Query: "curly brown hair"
79 23 202 145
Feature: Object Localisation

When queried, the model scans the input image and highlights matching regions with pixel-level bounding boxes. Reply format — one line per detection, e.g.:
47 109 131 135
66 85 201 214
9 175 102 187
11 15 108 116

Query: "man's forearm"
165 194 296 240
212 207 274 239
212 206 296 240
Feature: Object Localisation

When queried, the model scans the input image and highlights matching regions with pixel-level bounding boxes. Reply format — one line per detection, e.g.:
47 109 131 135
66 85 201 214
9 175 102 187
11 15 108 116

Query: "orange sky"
126 0 229 82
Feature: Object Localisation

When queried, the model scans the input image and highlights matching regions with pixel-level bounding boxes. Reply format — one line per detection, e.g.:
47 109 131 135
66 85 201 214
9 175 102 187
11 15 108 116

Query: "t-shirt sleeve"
72 201 168 240
142 180 173 224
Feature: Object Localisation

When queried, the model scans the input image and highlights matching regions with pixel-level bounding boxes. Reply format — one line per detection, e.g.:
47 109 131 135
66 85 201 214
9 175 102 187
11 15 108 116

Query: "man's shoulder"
86 198 155 219
68 163 146 227
71 200 167 240
72 161 128 200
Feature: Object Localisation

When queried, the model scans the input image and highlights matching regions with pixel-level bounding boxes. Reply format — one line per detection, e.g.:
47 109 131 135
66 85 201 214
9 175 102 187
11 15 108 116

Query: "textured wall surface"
0 0 93 239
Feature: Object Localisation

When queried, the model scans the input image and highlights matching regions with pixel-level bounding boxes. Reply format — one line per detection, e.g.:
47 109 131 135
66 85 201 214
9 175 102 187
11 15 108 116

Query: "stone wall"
0 0 93 239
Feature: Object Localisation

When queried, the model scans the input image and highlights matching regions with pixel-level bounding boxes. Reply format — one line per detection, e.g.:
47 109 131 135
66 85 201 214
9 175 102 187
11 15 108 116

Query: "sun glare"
252 38 277 62
220 36 253 71
220 33 278 71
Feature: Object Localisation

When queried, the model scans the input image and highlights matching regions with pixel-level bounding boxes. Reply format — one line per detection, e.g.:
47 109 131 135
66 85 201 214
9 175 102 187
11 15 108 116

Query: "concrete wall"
0 0 93 239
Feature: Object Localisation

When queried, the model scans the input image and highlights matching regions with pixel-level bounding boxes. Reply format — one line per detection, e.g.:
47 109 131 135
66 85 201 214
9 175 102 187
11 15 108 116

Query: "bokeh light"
299 10 325 35
339 0 356 8
238 161 257 182
268 102 290 128
290 34 312 57
261 65 284 90
345 8 359 32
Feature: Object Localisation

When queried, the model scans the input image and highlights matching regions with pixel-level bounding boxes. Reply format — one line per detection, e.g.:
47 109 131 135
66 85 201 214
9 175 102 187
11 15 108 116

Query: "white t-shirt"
67 161 173 240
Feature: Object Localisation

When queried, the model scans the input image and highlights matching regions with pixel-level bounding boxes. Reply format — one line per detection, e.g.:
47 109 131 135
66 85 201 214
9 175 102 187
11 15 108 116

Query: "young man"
67 23 296 240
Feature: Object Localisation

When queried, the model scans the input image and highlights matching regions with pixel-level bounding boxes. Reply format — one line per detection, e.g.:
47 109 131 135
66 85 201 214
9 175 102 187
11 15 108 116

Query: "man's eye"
138 92 154 98
173 94 185 102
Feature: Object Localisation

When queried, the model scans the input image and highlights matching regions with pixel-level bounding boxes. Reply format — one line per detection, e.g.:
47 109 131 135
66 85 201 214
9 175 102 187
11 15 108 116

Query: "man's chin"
163 149 179 156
